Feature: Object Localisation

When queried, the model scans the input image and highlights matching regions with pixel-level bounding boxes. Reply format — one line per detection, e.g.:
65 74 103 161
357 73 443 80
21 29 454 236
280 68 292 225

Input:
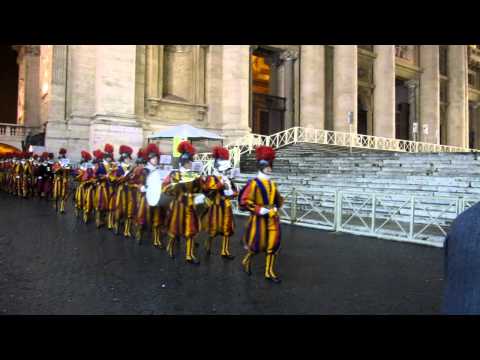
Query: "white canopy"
148 124 223 140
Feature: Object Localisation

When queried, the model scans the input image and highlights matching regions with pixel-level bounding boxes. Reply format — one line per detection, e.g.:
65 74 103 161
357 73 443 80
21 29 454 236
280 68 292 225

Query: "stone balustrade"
0 123 36 149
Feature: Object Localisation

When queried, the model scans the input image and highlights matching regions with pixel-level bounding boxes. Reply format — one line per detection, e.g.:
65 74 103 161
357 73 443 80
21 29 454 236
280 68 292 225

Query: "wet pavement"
0 192 444 315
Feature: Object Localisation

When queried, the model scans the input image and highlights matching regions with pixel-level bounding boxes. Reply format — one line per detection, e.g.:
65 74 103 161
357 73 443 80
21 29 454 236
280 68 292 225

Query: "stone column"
300 45 325 129
373 45 395 138
221 45 250 140
24 46 41 129
91 45 143 152
419 45 440 144
280 49 298 129
406 79 419 141
333 45 358 132
447 45 468 147
47 45 68 124
45 45 69 153
14 45 41 129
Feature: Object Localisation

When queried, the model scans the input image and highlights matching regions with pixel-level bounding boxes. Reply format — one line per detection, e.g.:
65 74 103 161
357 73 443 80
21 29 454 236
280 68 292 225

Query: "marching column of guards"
0 142 284 283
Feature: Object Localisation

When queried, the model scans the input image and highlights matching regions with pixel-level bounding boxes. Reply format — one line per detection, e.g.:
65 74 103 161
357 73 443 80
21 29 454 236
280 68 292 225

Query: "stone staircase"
235 143 480 246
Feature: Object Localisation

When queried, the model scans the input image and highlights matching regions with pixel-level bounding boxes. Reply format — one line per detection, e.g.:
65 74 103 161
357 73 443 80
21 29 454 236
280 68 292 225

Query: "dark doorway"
469 102 477 149
251 48 286 135
395 78 411 140
357 97 369 135
0 46 18 125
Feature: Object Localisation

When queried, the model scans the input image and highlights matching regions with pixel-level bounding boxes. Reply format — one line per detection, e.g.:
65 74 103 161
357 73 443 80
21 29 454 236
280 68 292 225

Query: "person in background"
443 201 480 314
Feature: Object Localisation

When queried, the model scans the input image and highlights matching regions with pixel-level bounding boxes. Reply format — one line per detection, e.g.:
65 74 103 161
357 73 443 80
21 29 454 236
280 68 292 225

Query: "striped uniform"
113 162 132 235
201 175 236 237
164 171 202 239
239 177 283 254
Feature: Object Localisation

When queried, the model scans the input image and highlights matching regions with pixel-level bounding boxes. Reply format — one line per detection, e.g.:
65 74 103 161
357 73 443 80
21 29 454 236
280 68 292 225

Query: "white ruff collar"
146 163 157 171
257 171 270 181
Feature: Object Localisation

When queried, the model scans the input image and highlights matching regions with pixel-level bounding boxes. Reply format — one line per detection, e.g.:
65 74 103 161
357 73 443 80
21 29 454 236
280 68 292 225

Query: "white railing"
231 185 480 248
222 127 477 168
0 123 31 138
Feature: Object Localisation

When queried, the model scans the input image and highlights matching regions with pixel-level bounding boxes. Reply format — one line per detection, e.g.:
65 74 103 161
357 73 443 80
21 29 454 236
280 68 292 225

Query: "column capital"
280 49 299 62
405 79 419 89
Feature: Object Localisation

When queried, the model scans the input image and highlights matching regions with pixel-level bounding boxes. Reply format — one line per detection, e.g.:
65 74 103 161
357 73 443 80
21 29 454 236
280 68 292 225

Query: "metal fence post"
409 196 415 241
335 191 342 231
371 193 376 235
291 188 297 224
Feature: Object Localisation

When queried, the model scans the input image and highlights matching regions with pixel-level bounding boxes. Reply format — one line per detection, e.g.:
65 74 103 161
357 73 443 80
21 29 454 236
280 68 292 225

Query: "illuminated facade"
9 45 480 160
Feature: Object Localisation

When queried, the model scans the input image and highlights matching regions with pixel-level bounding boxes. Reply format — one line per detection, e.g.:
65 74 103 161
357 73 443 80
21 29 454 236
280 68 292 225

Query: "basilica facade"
6 45 480 160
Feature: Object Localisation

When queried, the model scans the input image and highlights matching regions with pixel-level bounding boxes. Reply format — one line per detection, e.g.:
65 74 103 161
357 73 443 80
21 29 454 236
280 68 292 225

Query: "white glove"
224 189 234 196
258 207 270 216
194 194 206 205
140 185 147 193
16 176 20 179
38 176 42 180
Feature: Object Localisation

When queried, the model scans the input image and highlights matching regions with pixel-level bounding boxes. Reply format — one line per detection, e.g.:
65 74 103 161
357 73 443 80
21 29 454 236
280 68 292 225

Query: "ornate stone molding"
24 45 40 56
12 45 40 56
165 45 192 53
146 99 159 116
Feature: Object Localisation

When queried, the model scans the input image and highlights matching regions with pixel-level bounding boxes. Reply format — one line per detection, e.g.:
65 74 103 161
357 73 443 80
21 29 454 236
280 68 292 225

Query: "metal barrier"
231 184 480 248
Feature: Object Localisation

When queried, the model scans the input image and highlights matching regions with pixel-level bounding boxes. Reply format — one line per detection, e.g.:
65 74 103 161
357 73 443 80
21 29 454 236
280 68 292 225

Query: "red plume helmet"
59 148 67 155
137 148 146 159
119 145 133 157
255 146 276 169
93 149 104 160
212 146 229 160
81 151 92 161
177 141 196 156
146 143 160 158
104 144 114 154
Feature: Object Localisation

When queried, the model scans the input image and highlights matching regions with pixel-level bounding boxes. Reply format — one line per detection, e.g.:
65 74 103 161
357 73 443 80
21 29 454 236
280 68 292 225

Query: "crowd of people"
0 141 284 283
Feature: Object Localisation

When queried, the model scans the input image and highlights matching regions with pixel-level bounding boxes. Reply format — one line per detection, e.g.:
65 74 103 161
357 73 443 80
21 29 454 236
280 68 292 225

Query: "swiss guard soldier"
103 144 117 230
31 154 40 198
21 152 34 199
201 146 236 259
7 152 17 195
113 145 134 236
135 144 164 246
122 148 144 238
74 150 93 218
93 149 109 228
146 143 165 248
52 148 71 213
163 141 204 264
12 152 24 197
38 152 53 200
133 148 148 242
83 150 103 224
239 146 284 283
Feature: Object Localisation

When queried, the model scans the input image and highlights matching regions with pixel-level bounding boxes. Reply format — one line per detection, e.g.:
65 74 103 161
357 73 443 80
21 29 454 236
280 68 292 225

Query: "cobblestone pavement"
0 192 444 314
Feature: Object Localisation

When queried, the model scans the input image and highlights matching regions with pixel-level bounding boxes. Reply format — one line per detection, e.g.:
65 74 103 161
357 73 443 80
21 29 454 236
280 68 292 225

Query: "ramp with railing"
194 127 479 248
